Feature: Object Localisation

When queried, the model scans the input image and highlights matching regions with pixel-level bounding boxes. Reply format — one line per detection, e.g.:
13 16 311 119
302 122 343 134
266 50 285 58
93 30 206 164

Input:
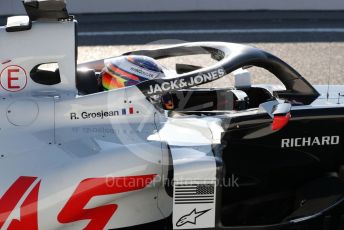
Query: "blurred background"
1 0 344 85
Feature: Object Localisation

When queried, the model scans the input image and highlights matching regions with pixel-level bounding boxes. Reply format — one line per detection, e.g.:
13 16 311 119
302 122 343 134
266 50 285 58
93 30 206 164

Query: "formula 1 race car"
0 1 343 230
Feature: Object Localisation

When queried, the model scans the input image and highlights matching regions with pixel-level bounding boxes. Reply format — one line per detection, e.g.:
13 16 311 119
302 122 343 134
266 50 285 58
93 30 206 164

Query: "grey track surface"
3 11 344 85
75 11 344 85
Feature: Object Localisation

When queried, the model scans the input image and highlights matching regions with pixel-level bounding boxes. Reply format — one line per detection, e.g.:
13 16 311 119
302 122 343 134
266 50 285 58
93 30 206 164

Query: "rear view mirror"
259 101 292 131
6 16 32 32
271 103 291 131
258 100 279 117
272 102 292 116
259 101 291 117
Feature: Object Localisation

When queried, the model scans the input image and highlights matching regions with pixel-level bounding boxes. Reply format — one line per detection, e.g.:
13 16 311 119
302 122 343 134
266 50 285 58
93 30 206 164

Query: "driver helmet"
101 55 165 90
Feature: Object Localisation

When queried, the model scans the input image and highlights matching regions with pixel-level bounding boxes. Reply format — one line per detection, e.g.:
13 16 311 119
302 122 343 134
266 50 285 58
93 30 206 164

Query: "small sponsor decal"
146 68 225 95
0 65 27 92
176 208 211 227
173 182 216 229
281 136 340 148
129 66 159 79
174 184 215 204
70 106 135 120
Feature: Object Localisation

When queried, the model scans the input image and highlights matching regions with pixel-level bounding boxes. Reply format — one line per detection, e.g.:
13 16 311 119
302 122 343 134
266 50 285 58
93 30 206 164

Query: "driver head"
101 55 165 90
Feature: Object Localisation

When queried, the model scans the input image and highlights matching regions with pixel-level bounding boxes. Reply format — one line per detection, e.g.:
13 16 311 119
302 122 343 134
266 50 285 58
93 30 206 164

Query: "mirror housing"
6 16 32 32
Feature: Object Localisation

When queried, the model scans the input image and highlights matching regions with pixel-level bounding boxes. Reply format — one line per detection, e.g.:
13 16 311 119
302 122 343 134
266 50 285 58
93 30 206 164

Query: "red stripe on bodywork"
0 176 38 229
58 174 156 230
7 181 40 230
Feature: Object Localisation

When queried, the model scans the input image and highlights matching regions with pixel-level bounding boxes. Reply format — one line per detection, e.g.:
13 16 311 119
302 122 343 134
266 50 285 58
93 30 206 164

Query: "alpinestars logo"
281 136 340 148
176 209 211 227
146 68 225 95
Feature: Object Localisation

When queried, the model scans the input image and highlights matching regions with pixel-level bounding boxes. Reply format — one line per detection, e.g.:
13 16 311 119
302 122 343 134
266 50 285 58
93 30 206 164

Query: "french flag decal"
122 106 134 115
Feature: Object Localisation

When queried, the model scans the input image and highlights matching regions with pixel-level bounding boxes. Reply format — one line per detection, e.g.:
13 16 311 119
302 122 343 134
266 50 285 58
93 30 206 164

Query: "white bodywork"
1 13 344 230
0 20 164 229
0 18 221 229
